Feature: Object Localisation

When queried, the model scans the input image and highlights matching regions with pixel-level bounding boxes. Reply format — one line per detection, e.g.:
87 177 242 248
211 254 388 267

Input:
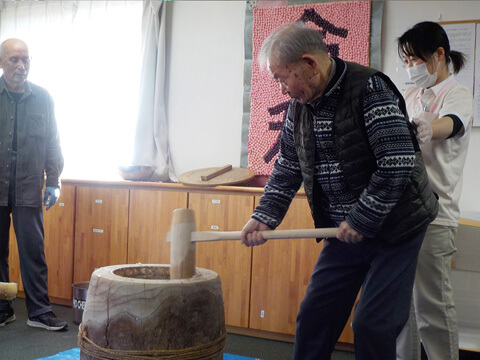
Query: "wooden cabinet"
337 296 357 345
8 228 22 292
249 195 355 344
8 185 75 305
188 192 254 328
44 185 76 303
73 186 129 283
127 189 187 264
249 196 320 335
7 180 355 347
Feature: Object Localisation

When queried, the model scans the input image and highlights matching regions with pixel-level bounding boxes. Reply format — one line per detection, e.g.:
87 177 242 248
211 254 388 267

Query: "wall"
166 1 246 176
165 1 480 219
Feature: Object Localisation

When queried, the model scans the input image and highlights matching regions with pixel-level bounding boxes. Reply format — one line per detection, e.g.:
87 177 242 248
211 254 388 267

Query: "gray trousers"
0 156 52 318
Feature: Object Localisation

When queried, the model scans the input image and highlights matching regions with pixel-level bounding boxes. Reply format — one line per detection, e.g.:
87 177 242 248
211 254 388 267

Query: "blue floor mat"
224 354 262 360
35 348 80 360
35 347 262 360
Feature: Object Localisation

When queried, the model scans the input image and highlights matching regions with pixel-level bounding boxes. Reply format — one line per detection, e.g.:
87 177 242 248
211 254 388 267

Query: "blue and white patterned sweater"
252 60 415 239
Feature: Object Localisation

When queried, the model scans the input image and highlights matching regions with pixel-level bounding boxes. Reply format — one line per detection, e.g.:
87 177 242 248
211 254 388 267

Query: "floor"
3 298 478 360
0 298 355 360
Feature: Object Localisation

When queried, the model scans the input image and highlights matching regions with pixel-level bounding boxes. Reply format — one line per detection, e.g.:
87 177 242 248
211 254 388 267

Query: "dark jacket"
0 76 64 207
292 62 438 243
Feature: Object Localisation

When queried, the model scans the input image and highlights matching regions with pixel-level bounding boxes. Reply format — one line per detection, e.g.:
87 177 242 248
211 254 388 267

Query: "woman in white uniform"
396 21 473 360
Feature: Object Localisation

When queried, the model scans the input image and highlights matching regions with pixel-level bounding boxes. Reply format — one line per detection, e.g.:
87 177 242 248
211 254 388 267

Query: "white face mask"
406 62 438 89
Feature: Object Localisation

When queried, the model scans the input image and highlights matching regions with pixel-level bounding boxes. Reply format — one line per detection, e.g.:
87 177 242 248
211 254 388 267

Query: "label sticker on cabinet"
211 199 221 204
59 203 65 207
95 199 103 204
210 225 219 230
93 229 104 234
260 310 265 318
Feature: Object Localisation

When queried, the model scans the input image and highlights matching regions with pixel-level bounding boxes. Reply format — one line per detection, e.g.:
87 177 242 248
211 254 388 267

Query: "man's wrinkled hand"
240 218 271 247
336 221 364 244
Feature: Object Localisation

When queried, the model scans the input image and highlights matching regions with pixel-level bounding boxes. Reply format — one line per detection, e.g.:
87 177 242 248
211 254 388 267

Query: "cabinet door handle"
92 229 104 234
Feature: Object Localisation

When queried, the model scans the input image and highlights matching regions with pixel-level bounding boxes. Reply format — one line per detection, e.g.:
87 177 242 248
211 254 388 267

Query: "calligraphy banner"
247 1 371 176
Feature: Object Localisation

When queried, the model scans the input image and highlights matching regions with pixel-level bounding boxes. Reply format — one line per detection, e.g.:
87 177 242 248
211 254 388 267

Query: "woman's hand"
412 118 433 144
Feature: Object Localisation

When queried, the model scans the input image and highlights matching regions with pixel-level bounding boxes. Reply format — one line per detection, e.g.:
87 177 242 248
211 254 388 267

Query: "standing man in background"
0 38 67 331
396 21 473 360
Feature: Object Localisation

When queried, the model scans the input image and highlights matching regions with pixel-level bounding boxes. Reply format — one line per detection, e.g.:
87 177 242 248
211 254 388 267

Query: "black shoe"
0 309 15 327
27 311 68 331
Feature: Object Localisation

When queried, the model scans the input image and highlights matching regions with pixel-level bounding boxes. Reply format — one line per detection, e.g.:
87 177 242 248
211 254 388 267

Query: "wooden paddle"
178 165 254 187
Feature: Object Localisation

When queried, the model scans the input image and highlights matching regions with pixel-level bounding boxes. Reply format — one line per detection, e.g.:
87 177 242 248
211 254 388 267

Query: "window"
0 1 143 179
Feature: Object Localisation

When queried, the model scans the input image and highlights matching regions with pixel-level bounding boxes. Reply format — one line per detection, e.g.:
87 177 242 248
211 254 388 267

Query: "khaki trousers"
396 224 459 360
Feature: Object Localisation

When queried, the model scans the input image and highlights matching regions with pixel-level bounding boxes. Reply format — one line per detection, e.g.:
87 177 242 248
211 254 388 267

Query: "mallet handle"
191 228 338 242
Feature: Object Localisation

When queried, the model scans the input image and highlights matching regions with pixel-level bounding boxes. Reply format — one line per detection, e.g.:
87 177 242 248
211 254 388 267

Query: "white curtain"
0 1 143 180
132 0 176 182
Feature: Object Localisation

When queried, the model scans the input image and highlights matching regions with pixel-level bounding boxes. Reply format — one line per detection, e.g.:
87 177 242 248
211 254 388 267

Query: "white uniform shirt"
404 75 473 227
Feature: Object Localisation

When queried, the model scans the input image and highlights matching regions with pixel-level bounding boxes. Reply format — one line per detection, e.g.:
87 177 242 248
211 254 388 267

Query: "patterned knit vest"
292 61 438 243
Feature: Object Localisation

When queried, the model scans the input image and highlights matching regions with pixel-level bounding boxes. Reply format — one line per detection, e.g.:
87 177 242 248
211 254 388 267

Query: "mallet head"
170 208 196 279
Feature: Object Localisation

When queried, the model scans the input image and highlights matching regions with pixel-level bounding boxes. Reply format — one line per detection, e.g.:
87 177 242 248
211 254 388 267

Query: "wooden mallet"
0 282 18 301
169 208 338 280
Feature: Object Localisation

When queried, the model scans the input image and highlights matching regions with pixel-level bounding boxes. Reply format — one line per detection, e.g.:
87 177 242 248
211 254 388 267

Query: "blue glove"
44 186 60 211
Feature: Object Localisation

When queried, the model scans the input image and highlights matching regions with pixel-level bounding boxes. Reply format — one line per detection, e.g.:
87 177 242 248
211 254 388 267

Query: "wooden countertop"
61 178 308 198
61 179 480 223
459 217 480 228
